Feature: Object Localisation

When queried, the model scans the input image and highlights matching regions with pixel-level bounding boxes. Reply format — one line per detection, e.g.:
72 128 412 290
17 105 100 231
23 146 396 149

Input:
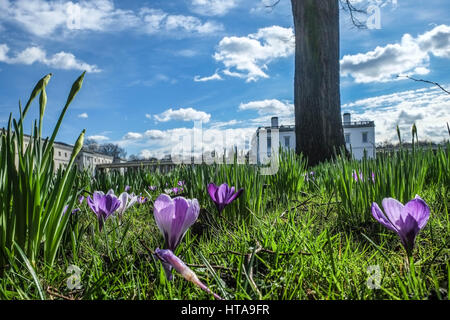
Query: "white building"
255 114 375 162
16 134 113 172
75 150 114 173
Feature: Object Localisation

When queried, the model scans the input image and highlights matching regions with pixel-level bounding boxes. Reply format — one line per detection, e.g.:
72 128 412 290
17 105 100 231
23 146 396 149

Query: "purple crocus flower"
172 187 184 195
87 191 121 231
371 195 430 255
125 185 131 192
178 180 185 187
153 194 200 251
137 195 148 204
352 170 358 182
371 172 375 183
155 248 222 300
207 183 244 214
149 186 157 191
78 195 85 204
352 170 364 182
63 205 79 216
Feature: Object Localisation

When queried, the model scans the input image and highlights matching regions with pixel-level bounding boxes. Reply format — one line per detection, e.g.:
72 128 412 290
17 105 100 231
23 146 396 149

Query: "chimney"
343 113 351 125
271 116 279 128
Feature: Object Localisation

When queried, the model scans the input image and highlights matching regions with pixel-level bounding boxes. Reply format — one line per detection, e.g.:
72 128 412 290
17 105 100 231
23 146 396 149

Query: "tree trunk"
291 0 346 166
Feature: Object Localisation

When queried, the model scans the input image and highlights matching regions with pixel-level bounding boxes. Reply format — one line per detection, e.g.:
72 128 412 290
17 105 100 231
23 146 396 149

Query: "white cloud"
341 25 450 83
144 129 165 139
78 112 88 118
154 107 211 123
342 86 450 143
209 119 241 129
213 25 295 82
164 15 222 34
0 0 223 37
417 24 450 59
118 126 258 160
190 0 239 16
194 71 223 82
123 132 144 140
0 43 101 72
145 114 152 119
239 99 294 116
87 135 109 141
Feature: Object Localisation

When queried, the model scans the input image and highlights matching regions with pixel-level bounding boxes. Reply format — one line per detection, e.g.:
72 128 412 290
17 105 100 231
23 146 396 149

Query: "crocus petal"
216 183 229 205
87 195 98 215
397 214 420 254
382 198 405 229
226 188 244 204
154 194 175 245
207 183 218 202
177 199 200 244
168 197 191 250
127 194 138 210
116 192 128 216
404 196 430 230
371 202 397 232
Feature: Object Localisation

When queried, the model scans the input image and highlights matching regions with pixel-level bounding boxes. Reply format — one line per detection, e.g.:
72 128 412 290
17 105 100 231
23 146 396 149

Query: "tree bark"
291 0 346 166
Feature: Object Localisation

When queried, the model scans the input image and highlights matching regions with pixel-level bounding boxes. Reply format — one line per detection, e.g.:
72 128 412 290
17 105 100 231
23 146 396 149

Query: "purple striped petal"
168 197 190 250
207 183 218 202
397 214 420 254
382 198 404 229
404 196 430 230
226 188 244 205
371 202 397 232
154 194 175 247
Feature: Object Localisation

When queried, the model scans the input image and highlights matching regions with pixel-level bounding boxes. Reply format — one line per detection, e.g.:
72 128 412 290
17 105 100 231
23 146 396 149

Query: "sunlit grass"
0 73 448 300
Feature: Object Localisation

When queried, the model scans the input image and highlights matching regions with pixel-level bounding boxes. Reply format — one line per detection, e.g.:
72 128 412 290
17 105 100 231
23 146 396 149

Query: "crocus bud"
29 73 52 102
65 71 86 108
72 129 85 159
155 248 223 300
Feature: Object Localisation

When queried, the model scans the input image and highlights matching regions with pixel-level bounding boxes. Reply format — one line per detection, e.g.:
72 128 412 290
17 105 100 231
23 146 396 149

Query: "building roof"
79 149 114 159
342 121 375 128
256 125 295 133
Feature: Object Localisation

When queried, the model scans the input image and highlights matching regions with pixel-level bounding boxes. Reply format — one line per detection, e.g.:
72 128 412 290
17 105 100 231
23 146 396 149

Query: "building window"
267 137 271 150
65 152 67 158
345 134 351 144
362 132 368 143
284 136 290 148
58 151 61 156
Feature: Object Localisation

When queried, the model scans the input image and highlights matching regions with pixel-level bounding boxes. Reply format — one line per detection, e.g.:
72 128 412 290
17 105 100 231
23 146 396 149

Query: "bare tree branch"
265 0 281 8
339 0 368 29
397 75 450 95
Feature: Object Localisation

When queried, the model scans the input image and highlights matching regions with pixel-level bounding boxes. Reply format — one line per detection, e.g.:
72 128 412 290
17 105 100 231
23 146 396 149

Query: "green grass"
0 146 448 300
0 73 449 300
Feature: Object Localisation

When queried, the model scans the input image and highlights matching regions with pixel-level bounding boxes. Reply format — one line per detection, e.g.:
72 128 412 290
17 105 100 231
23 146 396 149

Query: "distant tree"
84 138 100 152
128 154 140 161
99 143 127 161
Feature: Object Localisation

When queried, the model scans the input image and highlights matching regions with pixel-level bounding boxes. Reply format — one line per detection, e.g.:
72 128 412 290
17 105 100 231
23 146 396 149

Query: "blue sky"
0 0 449 158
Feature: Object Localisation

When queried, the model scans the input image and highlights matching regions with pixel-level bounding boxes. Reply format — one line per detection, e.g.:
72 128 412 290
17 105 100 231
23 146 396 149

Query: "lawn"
0 73 448 300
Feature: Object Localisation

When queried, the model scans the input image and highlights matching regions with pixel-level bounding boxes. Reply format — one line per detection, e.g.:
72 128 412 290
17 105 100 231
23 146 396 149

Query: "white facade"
256 114 376 162
342 112 376 159
16 134 113 172
75 150 114 173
